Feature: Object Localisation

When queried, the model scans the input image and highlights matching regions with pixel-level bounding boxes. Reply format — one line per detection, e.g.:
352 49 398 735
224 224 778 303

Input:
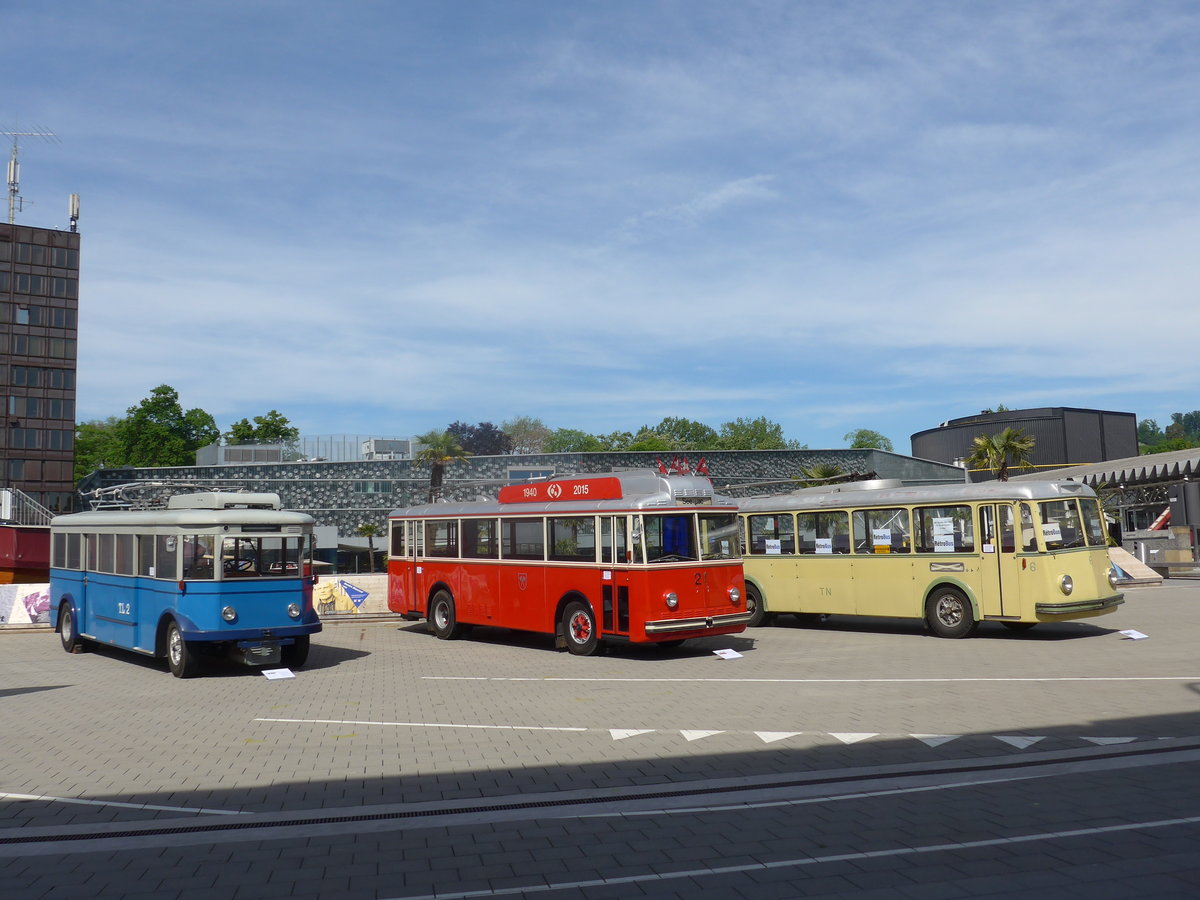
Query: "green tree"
501 416 551 455
74 417 127 482
1137 418 1164 448
121 385 219 468
716 416 797 450
627 429 673 452
225 410 300 446
843 429 894 451
543 428 605 453
447 421 512 456
640 417 719 450
964 427 1036 481
414 430 469 501
355 522 384 573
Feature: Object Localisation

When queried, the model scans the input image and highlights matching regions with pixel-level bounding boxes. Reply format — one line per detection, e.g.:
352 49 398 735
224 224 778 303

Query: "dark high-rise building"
0 222 79 512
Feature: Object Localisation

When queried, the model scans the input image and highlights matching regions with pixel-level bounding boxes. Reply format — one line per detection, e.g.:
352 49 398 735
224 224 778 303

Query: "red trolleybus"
387 470 748 655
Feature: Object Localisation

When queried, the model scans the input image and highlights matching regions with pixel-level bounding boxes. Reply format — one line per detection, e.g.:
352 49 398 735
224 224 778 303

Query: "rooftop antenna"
2 123 60 224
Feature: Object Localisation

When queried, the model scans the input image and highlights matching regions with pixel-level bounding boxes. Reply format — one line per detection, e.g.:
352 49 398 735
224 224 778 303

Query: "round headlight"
1059 575 1074 596
221 606 237 622
664 592 679 609
1108 569 1119 588
287 602 302 619
728 586 741 604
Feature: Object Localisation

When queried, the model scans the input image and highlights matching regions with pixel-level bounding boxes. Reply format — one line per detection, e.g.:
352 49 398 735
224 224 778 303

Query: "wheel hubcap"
937 597 963 626
570 613 591 642
169 630 181 665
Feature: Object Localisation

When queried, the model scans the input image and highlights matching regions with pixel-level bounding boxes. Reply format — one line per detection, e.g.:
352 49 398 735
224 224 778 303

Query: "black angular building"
911 407 1138 480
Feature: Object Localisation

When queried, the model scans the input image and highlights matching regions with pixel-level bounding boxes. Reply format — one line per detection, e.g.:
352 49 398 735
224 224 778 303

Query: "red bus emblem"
547 483 563 499
517 573 528 590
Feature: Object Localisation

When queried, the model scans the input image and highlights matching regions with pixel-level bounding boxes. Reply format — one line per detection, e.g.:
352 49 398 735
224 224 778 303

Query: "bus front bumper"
644 611 754 635
1034 593 1125 617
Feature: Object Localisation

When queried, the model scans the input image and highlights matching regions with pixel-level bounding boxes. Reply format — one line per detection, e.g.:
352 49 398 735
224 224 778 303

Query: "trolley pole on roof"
3 124 60 224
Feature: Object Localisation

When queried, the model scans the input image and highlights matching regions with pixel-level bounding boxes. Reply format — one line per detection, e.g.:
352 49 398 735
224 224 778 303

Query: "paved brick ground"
2 582 1199 897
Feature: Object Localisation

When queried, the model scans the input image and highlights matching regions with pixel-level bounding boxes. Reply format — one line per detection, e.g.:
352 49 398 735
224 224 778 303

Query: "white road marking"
0 791 245 816
830 732 879 744
755 731 803 743
609 728 654 740
912 734 961 747
385 812 1200 899
996 735 1045 749
253 718 1170 746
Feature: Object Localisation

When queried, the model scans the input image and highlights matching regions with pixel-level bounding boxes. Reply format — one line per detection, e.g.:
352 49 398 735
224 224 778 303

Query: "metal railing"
0 487 54 526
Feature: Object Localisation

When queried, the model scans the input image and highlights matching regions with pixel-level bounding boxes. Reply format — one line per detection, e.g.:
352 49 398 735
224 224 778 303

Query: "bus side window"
139 535 155 576
1020 504 1038 552
390 521 405 558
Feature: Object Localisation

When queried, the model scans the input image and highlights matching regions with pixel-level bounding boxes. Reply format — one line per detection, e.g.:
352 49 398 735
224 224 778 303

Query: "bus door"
406 521 422 616
979 504 1023 617
601 516 633 636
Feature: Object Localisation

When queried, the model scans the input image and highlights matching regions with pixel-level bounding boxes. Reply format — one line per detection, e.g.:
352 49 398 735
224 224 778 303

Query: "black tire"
1002 621 1037 633
281 634 310 668
745 585 770 628
58 603 85 654
925 587 977 639
561 600 599 656
429 590 462 640
165 620 200 678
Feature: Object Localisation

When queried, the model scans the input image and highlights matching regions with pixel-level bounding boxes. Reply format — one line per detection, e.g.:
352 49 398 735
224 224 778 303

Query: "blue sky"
9 1 1200 451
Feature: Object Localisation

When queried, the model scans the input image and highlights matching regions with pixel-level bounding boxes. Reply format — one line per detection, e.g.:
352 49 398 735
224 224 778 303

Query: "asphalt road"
2 582 1199 898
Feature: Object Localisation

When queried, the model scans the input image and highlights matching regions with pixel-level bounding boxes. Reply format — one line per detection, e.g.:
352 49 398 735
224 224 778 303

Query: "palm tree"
794 462 847 488
355 522 384 573
964 427 1036 481
414 430 469 501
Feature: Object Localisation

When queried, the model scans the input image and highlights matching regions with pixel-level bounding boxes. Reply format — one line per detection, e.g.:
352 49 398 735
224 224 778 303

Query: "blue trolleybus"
50 491 321 677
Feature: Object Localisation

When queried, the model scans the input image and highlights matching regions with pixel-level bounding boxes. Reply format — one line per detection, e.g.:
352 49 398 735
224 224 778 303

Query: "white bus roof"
391 470 735 518
736 480 1098 514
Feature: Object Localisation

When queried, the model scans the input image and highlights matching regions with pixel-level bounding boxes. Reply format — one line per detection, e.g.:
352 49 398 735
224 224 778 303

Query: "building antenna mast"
2 123 60 224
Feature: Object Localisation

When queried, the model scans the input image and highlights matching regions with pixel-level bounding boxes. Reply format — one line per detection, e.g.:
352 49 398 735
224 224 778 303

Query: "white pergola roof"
1012 447 1200 488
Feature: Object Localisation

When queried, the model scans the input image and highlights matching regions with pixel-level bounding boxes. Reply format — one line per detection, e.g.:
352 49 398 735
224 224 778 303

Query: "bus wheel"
166 620 200 678
925 588 977 639
745 585 770 628
430 591 462 640
282 635 310 668
59 604 86 654
1002 621 1037 633
562 601 599 656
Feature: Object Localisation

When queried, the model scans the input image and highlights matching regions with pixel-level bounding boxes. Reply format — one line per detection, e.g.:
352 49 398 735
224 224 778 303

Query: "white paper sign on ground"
1118 630 1149 640
262 668 296 679
713 648 743 659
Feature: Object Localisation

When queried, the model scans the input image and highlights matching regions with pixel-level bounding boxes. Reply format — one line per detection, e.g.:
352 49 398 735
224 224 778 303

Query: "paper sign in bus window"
872 527 891 553
765 539 781 554
933 517 955 552
815 537 833 554
1041 522 1063 543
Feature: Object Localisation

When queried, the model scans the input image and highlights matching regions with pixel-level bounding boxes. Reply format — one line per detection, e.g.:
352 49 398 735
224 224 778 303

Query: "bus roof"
735 479 1098 514
391 470 736 518
51 507 315 530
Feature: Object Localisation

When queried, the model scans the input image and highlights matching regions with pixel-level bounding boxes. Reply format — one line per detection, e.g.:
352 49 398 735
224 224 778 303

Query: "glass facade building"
0 222 80 512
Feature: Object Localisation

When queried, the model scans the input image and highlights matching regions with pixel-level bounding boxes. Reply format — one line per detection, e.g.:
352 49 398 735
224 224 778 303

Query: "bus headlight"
728 586 741 605
1059 575 1074 596
221 606 237 622
1108 569 1119 588
287 603 302 619
665 592 679 609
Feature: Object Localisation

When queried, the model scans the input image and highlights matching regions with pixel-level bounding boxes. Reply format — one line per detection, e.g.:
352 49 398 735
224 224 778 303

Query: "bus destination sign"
498 477 624 504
